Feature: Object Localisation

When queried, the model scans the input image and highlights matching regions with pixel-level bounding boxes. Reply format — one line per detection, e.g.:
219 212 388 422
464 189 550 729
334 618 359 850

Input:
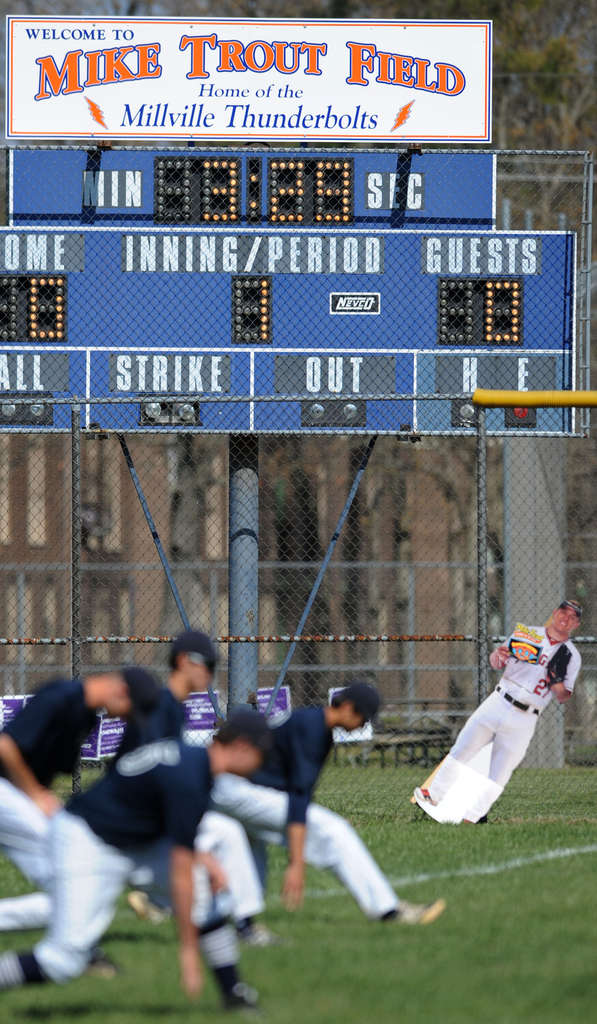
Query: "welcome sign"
5 17 492 142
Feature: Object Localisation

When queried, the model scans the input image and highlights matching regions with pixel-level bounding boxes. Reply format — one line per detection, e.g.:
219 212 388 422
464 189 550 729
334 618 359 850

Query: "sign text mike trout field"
5 17 492 142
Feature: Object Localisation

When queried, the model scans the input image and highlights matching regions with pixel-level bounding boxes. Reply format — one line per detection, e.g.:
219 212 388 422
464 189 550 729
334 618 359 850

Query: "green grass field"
1 763 596 1023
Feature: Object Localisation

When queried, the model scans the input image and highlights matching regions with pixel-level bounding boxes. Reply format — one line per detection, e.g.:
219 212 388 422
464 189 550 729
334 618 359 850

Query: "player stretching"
414 600 582 821
0 710 271 1010
124 630 277 947
211 681 445 924
0 667 159 946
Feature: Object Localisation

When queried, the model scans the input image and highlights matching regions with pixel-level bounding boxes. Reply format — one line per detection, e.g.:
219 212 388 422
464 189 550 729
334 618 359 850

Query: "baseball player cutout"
414 600 582 822
0 667 159 935
211 681 445 925
122 630 275 946
0 710 272 1010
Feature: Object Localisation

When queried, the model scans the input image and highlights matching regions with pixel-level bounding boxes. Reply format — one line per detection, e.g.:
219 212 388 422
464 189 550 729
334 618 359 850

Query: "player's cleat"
238 921 284 947
395 898 446 925
127 890 171 924
85 947 121 979
223 981 260 1012
413 786 437 807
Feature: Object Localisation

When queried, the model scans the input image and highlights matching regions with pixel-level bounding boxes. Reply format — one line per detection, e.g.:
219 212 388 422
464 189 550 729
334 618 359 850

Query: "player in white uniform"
414 600 582 821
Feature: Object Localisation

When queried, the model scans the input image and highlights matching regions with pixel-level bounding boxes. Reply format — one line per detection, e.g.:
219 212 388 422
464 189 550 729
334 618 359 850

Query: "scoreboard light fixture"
301 399 367 427
173 401 198 424
0 394 53 425
451 399 478 427
504 406 537 428
438 278 522 346
140 398 201 426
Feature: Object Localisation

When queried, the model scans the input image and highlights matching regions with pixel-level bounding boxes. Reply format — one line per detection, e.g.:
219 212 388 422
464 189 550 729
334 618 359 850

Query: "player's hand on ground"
282 862 305 910
179 944 203 998
32 789 63 817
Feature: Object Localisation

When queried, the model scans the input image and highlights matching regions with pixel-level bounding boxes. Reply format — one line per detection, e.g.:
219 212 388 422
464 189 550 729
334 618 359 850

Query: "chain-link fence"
0 403 595 768
0 147 594 797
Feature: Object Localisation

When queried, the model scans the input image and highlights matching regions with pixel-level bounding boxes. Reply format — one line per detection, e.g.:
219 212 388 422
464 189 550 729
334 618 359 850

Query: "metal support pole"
117 434 222 717
579 151 594 432
228 435 259 711
476 408 489 703
71 405 82 793
266 436 378 716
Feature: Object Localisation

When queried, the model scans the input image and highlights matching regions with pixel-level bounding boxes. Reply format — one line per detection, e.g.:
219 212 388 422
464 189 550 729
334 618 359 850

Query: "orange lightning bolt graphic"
391 101 415 131
85 97 108 130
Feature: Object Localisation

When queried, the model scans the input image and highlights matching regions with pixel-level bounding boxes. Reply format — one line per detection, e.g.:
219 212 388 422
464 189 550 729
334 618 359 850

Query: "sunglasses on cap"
558 601 582 619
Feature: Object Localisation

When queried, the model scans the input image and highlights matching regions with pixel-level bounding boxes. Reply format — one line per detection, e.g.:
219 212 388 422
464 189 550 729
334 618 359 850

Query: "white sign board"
5 17 492 142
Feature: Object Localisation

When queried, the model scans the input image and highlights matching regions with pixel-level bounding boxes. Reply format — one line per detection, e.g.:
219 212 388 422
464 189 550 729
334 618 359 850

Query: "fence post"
71 404 82 793
476 407 489 703
228 435 259 711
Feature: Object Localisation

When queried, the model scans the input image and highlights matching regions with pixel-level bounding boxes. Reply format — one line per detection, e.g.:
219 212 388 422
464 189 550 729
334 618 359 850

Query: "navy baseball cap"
559 600 582 619
121 666 161 714
170 630 218 671
215 708 273 755
332 681 381 721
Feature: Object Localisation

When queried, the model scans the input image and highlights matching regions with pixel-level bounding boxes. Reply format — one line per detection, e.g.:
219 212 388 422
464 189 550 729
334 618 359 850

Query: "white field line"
299 844 597 901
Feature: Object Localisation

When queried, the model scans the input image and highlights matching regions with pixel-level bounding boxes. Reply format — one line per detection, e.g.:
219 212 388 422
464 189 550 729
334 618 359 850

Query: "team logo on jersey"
117 739 181 776
512 623 543 643
508 639 542 663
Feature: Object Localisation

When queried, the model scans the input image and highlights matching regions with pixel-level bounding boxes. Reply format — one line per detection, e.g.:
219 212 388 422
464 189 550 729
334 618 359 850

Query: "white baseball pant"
194 811 264 923
0 778 53 889
34 810 227 983
0 808 263 932
210 775 398 919
429 689 538 817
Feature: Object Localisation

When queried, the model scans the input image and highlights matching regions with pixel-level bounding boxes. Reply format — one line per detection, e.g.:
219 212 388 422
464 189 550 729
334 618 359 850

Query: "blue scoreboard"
2 148 576 434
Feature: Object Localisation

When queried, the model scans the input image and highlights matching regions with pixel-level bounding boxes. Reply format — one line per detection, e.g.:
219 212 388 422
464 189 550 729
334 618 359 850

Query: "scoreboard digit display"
438 279 522 346
2 148 577 435
153 155 354 225
0 276 66 341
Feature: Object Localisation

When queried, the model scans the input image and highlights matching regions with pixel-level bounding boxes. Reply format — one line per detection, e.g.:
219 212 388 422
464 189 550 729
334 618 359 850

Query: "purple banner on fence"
256 687 291 718
2 687 292 758
183 692 219 730
1 695 29 725
80 720 101 759
98 717 127 757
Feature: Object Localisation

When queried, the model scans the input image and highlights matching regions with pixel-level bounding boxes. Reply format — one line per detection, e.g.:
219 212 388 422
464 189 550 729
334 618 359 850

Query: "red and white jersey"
499 623 581 710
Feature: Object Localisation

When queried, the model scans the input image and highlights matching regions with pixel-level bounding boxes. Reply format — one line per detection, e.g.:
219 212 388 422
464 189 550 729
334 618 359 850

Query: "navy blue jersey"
252 707 332 825
68 739 212 850
1 679 96 787
118 687 185 755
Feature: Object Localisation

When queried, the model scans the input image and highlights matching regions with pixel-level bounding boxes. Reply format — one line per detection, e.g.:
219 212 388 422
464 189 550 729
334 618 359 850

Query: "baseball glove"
546 644 572 687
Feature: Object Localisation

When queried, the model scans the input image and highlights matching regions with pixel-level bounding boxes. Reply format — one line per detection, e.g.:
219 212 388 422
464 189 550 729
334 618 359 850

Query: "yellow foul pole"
473 390 597 409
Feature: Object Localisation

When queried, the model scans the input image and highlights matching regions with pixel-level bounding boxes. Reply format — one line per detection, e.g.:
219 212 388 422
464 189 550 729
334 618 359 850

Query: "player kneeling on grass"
211 681 445 926
0 710 271 1012
414 600 582 822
